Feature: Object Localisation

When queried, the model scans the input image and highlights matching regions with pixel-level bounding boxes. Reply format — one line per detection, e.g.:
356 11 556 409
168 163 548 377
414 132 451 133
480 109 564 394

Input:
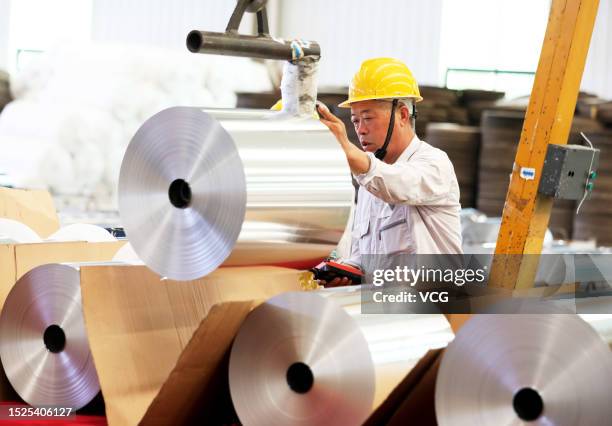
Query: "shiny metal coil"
119 107 353 280
0 264 99 409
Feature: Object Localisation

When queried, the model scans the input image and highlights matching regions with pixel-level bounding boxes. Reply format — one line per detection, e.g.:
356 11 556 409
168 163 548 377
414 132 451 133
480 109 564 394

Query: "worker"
316 57 463 287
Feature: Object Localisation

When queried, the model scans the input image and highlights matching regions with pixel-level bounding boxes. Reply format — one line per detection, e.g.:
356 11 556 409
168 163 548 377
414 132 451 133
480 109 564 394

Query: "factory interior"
0 0 612 425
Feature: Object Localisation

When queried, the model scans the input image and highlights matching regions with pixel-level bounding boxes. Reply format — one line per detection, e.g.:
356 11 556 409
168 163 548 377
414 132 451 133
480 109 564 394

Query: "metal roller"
228 289 454 426
0 264 99 409
118 107 353 280
186 30 321 61
435 311 612 425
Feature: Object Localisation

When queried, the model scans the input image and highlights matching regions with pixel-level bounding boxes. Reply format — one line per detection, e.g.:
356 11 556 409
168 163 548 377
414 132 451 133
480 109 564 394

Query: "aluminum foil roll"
435 313 612 425
319 286 454 408
118 107 247 280
229 289 454 425
119 107 352 280
229 292 376 426
0 264 99 409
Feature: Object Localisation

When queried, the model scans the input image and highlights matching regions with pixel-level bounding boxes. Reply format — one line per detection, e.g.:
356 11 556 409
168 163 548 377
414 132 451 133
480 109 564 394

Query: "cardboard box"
0 241 125 309
0 187 59 238
79 265 306 426
141 301 256 426
364 349 442 426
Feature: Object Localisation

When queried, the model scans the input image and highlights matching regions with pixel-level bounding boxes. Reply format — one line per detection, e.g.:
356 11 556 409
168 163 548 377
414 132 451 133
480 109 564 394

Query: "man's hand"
318 277 352 288
316 102 350 144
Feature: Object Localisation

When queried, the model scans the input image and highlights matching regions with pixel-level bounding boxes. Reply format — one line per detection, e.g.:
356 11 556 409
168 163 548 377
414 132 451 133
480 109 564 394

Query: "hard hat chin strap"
375 99 399 161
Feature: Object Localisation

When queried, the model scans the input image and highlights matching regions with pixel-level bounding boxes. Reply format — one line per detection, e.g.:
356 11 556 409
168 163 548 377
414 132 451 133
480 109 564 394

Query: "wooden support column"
489 0 600 290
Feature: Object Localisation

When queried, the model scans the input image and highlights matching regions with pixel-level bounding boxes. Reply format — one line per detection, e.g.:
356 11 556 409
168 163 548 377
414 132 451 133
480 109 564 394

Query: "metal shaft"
186 30 320 61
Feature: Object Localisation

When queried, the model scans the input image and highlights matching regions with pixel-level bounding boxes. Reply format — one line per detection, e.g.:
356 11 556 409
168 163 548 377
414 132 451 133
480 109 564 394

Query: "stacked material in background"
425 123 480 208
477 109 527 217
0 43 273 211
576 95 612 126
0 70 11 114
460 89 506 126
599 102 612 125
417 87 505 137
573 130 612 245
416 86 463 138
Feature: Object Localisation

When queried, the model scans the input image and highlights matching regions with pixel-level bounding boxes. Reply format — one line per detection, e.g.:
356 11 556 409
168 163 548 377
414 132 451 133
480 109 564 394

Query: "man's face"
350 100 393 153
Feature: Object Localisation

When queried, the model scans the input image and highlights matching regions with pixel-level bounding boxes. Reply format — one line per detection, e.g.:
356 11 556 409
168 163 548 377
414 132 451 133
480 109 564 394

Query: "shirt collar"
396 134 421 163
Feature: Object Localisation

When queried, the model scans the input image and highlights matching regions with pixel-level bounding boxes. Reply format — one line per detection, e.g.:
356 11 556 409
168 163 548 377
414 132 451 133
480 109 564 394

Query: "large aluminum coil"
435 312 612 425
0 264 99 409
119 107 353 280
228 289 453 426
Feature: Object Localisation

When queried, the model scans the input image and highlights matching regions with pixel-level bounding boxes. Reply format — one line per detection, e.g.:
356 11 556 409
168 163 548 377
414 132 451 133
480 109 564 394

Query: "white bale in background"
0 43 273 210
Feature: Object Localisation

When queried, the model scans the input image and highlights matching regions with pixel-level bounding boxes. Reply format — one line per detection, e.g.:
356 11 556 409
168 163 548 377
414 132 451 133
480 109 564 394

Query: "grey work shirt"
343 135 463 269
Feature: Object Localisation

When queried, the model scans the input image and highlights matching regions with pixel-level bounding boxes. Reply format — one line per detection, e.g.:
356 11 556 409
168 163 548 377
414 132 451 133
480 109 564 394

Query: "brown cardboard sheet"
140 301 257 426
79 265 304 426
0 187 59 238
13 241 125 281
0 243 18 401
0 244 16 314
365 349 443 426
0 241 125 308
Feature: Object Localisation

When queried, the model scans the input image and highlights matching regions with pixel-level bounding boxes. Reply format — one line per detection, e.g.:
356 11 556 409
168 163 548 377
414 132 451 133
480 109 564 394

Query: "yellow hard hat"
338 57 423 108
270 99 283 111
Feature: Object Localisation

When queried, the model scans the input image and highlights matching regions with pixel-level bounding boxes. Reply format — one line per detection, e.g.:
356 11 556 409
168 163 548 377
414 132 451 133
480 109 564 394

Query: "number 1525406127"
0 405 75 420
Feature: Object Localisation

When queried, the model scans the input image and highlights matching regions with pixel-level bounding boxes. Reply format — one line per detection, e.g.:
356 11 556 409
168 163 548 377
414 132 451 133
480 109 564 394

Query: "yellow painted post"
489 0 600 290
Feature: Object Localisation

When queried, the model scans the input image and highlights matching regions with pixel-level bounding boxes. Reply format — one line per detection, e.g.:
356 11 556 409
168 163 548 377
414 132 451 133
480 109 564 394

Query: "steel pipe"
186 30 320 61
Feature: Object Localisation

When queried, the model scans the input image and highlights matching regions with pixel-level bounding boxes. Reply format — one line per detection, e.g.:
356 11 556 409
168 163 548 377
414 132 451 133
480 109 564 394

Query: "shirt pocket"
378 208 413 254
352 218 373 255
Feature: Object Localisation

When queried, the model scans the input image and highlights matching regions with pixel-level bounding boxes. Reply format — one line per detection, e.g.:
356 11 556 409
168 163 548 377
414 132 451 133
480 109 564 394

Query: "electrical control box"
538 144 599 200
